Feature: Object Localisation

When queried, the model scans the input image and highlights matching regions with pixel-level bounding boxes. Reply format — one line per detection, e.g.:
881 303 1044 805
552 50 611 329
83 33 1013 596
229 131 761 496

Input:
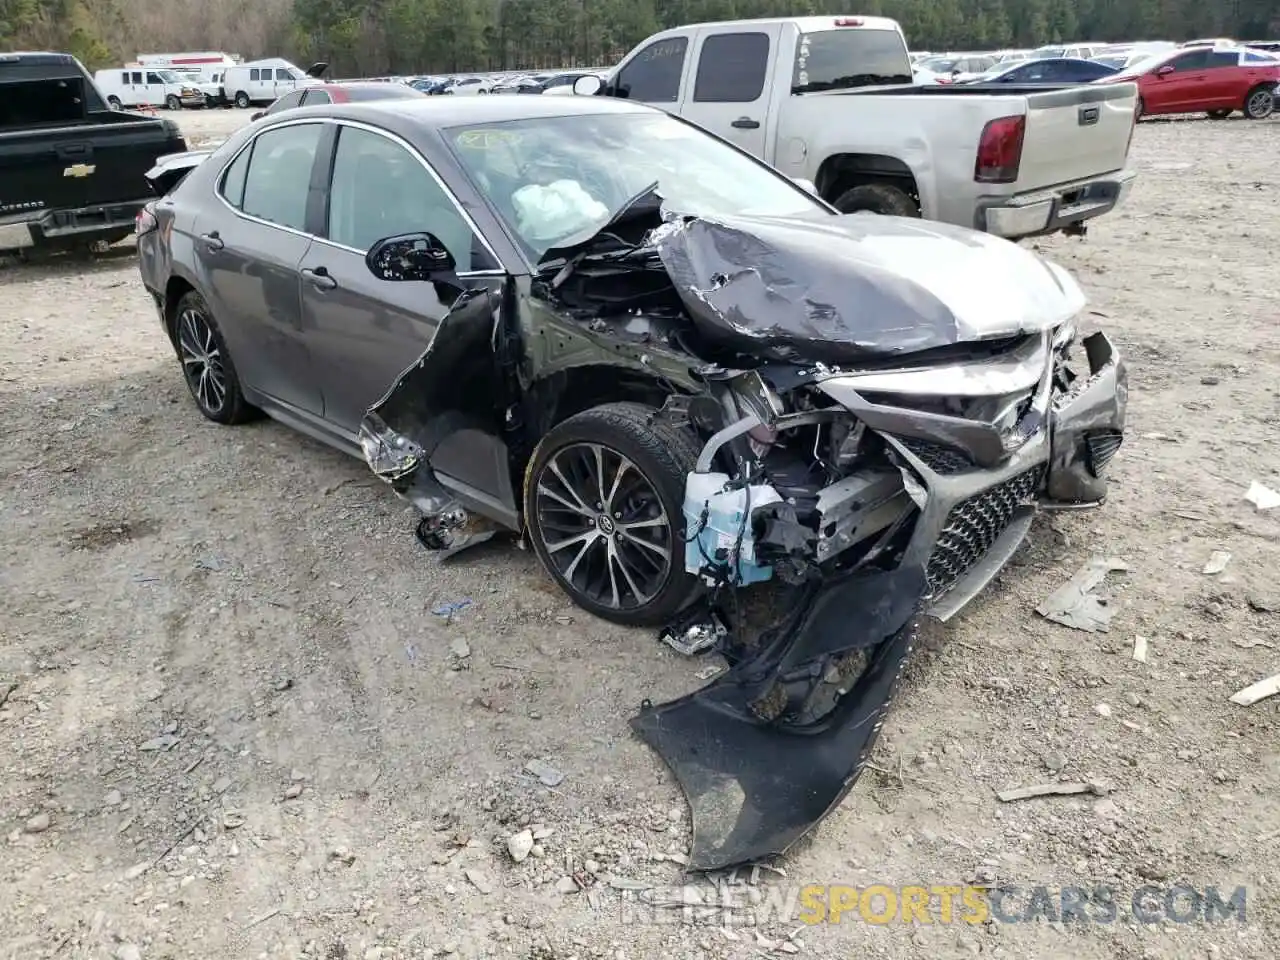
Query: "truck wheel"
1243 86 1274 120
234 91 251 108
1206 109 1232 119
832 183 920 218
164 94 181 110
523 402 702 628
107 96 122 110
172 291 258 425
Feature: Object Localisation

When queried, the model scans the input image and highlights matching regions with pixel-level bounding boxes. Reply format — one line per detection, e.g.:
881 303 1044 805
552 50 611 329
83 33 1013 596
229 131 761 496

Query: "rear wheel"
524 402 702 627
165 94 181 110
172 291 258 425
1206 109 1232 119
234 91 251 108
1243 85 1274 120
831 183 920 217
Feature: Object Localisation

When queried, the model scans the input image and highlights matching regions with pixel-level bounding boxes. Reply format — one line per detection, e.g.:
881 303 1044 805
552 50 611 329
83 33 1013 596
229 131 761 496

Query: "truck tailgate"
1014 82 1136 190
0 117 186 216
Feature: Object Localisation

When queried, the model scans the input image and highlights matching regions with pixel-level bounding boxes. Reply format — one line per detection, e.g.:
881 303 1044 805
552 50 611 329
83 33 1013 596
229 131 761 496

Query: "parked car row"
94 57 329 111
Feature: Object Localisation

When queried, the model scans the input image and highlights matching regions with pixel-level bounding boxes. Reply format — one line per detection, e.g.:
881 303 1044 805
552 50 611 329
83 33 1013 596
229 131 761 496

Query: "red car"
251 81 426 120
1097 46 1280 120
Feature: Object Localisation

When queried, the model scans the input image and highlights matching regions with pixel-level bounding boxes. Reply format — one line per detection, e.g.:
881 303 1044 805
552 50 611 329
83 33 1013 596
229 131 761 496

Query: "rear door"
193 120 326 415
1203 49 1246 106
297 121 504 432
679 26 780 159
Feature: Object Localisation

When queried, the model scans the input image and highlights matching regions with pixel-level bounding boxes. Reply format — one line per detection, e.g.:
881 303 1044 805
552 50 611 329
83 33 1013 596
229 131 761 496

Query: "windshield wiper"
792 73 913 93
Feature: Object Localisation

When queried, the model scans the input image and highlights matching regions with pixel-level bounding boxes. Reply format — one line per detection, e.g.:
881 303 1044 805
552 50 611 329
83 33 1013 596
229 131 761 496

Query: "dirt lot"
2 106 1279 960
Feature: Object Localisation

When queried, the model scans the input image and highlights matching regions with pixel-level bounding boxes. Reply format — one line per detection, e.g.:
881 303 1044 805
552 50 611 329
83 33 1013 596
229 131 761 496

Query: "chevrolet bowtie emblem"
63 163 96 178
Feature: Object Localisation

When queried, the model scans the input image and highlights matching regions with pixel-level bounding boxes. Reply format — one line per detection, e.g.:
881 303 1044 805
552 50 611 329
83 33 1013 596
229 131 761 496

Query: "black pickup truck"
0 52 188 255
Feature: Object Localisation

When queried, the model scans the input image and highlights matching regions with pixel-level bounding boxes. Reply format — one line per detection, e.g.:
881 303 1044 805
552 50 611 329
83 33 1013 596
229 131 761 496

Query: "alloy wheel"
177 307 227 415
534 442 673 611
1246 89 1274 119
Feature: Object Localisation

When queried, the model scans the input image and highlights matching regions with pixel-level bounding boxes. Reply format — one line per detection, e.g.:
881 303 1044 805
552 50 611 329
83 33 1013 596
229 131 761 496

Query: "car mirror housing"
573 74 603 96
366 232 456 281
1156 64 1174 76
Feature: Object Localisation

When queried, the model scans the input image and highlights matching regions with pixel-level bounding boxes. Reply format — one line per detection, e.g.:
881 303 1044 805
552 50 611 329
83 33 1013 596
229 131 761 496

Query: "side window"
693 33 769 102
615 36 687 102
326 125 487 272
1170 51 1209 71
219 145 253 209
250 69 261 82
147 72 162 84
130 71 142 84
276 69 292 81
240 123 323 231
1206 51 1240 68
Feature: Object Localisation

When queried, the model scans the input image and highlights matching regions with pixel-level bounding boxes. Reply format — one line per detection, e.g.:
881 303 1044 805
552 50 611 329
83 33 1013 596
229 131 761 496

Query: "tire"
172 291 257 425
1135 96 1145 120
1243 85 1274 120
831 183 920 217
107 96 122 110
1207 109 1232 119
523 401 702 627
234 91 250 108
165 94 181 110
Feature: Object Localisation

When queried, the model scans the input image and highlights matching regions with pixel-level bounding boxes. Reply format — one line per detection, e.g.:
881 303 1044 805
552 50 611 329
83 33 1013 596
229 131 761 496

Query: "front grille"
926 465 1044 597
897 437 973 475
1085 430 1123 476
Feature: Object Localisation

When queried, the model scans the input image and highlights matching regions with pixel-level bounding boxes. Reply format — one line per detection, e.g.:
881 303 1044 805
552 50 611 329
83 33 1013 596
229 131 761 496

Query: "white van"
223 58 327 108
136 52 237 82
94 66 205 110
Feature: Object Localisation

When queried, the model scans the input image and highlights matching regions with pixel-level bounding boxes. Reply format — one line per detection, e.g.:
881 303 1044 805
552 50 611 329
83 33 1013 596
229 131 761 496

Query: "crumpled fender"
631 564 926 871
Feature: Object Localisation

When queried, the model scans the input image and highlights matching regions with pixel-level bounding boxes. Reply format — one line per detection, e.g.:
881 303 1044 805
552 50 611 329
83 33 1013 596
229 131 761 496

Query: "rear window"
0 77 86 128
792 27 912 93
344 85 424 100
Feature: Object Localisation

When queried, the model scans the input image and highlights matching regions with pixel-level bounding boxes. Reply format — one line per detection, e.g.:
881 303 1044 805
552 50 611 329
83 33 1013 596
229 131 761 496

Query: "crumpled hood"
654 212 1085 362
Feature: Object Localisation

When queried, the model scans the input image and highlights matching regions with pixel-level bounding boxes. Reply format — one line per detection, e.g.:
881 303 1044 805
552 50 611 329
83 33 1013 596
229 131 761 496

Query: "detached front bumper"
980 169 1137 239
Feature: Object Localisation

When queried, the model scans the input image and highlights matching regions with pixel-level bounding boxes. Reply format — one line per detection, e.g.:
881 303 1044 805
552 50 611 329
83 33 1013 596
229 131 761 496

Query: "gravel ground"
2 107 1279 960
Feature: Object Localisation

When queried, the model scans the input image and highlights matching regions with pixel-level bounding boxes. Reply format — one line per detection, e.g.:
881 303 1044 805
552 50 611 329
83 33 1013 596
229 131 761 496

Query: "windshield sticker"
455 130 523 150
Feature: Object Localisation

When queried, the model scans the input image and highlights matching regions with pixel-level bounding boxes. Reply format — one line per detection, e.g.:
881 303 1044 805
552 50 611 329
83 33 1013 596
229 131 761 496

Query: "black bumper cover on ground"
631 565 925 872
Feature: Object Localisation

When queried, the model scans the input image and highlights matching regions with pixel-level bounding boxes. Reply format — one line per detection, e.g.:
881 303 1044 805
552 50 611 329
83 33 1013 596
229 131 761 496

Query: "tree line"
3 0 1278 77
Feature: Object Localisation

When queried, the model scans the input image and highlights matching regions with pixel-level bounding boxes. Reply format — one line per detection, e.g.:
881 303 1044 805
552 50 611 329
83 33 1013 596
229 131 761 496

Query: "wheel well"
531 365 676 432
815 153 920 205
163 277 195 344
1245 82 1274 102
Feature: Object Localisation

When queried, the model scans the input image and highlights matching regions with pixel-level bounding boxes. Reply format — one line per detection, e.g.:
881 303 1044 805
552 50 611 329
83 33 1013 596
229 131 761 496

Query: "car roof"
305 94 658 128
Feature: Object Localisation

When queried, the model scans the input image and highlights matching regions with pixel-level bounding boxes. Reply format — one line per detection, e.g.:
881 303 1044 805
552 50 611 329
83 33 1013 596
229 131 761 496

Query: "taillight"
833 17 864 26
135 204 158 238
975 114 1025 183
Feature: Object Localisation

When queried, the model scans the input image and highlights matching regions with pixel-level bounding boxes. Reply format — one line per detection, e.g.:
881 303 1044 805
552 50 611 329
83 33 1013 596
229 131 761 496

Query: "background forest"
3 0 1279 78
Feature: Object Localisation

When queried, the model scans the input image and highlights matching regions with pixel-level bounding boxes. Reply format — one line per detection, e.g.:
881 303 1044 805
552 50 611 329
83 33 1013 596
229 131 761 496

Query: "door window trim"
310 117 506 276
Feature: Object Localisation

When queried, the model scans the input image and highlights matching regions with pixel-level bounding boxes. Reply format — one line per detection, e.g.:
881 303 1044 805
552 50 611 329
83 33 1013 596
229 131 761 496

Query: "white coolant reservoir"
682 472 782 585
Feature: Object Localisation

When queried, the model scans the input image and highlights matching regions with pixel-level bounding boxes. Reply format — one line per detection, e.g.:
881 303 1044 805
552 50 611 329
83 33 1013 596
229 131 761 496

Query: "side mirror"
366 233 455 281
1156 64 1175 76
790 177 818 195
573 74 603 96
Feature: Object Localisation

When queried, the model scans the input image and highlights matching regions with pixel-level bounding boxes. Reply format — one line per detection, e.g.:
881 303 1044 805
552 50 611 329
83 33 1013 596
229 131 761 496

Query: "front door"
297 122 504 432
144 71 167 106
680 26 780 159
273 68 297 100
193 120 328 416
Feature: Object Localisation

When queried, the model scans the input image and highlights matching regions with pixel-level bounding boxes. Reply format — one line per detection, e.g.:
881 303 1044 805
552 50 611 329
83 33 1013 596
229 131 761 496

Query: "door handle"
731 117 760 129
302 266 337 290
199 231 224 251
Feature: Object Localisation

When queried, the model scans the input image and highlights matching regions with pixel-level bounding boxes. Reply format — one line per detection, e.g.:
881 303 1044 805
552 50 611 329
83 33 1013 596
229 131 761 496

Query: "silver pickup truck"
575 16 1139 239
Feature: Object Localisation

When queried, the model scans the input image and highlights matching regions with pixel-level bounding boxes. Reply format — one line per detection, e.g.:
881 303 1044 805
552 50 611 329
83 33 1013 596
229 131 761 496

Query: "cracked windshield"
445 112 824 260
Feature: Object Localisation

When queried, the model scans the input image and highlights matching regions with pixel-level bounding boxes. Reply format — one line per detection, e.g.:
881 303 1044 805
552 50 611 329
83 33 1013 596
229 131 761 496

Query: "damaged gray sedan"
138 96 1127 871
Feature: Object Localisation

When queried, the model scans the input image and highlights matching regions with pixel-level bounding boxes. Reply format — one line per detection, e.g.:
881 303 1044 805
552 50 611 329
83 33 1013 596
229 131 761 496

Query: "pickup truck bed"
1 52 188 253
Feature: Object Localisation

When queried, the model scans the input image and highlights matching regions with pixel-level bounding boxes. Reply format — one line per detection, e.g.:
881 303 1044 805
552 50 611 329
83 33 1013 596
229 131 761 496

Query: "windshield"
1034 46 1066 58
792 27 912 92
1110 52 1169 78
445 112 826 262
917 57 958 72
157 70 183 83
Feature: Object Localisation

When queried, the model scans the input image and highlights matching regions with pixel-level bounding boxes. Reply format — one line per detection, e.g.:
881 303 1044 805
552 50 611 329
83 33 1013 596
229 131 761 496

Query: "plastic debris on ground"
1244 481 1280 510
431 598 472 623
1035 557 1129 632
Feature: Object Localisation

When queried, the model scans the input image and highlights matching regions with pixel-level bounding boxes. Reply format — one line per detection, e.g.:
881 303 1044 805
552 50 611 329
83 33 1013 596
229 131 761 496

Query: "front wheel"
165 94 181 110
524 402 702 627
831 183 920 217
172 291 258 425
1243 86 1274 120
107 96 122 110
1135 96 1146 120
234 91 251 108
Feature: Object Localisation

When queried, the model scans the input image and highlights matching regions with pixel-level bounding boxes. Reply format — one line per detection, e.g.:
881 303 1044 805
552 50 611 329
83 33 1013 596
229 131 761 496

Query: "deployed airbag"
631 564 926 871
